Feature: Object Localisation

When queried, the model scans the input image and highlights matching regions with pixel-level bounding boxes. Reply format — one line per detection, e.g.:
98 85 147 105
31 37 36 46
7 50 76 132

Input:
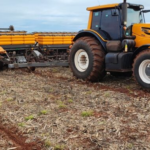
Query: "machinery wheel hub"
74 49 89 72
139 60 150 84
145 64 150 76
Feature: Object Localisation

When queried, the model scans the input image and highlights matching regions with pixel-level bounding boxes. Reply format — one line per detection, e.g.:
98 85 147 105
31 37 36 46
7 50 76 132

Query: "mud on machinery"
1 0 150 89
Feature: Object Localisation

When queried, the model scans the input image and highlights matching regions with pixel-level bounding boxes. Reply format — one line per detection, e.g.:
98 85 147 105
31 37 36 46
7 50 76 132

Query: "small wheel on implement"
69 36 106 82
133 49 150 89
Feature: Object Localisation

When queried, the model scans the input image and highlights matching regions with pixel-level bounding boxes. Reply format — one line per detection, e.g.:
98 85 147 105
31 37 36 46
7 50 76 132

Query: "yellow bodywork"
37 32 76 45
84 29 108 42
0 32 76 46
87 3 119 11
33 32 56 42
0 34 35 45
0 47 6 54
87 11 93 29
132 24 150 48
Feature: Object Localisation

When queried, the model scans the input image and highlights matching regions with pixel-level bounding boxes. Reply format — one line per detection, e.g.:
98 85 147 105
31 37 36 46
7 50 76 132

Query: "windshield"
127 8 144 27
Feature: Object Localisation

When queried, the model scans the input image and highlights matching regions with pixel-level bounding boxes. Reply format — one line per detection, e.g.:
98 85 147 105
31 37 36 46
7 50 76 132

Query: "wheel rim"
139 59 150 84
74 49 89 72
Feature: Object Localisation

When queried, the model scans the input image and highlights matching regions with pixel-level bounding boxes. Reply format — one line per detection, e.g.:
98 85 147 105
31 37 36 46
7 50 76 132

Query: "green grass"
39 110 48 115
18 122 25 127
57 101 67 109
126 85 133 94
128 89 133 94
52 68 58 73
54 145 64 150
0 91 6 95
7 98 13 101
99 121 106 125
68 99 73 103
49 88 54 92
81 110 93 117
104 93 110 97
86 91 92 95
127 143 134 149
25 115 34 121
44 140 51 147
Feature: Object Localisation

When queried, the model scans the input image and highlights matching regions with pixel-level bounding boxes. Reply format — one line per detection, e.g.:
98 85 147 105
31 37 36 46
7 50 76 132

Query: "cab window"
91 11 101 30
101 9 121 40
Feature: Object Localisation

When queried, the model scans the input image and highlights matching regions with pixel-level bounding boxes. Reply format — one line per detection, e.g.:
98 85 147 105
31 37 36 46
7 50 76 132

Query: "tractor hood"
132 24 150 47
132 24 150 37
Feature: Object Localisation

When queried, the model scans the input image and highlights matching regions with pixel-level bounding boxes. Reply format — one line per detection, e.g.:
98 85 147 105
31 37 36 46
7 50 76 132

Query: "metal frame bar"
8 61 69 69
39 44 70 49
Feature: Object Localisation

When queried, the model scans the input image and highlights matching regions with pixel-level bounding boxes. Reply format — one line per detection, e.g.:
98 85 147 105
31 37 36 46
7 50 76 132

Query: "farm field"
0 67 150 150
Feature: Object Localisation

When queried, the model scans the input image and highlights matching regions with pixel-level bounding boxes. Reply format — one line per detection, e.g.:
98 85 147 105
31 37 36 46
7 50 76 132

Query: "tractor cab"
87 3 122 41
86 1 150 49
87 2 148 42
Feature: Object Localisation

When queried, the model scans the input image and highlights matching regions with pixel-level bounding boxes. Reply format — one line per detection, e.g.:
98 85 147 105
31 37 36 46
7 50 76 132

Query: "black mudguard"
73 30 107 52
133 44 150 59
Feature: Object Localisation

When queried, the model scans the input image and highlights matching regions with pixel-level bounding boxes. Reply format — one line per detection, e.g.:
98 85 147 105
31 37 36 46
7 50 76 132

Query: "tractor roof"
87 3 144 11
87 3 119 11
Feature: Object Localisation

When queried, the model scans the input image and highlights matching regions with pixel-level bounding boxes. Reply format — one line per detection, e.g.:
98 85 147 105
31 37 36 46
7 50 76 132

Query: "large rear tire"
69 36 105 82
133 49 150 89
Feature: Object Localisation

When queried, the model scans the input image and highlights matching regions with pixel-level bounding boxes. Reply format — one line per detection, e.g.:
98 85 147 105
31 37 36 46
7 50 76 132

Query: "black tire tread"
71 36 105 82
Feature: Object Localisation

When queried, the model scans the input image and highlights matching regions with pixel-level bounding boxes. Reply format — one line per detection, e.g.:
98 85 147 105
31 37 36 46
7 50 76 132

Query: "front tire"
133 50 150 89
69 36 105 82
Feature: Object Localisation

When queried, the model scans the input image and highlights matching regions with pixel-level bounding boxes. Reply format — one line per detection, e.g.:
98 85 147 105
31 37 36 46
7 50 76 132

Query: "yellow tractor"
69 0 150 89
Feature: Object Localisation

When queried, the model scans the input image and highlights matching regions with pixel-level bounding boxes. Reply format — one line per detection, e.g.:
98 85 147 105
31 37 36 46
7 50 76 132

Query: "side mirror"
112 9 119 16
141 10 150 23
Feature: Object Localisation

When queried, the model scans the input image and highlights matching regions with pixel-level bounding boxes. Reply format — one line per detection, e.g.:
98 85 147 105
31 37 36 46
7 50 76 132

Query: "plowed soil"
0 67 150 150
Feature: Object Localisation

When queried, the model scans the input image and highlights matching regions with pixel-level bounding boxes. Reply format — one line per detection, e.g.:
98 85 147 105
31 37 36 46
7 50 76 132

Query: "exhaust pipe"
122 0 127 27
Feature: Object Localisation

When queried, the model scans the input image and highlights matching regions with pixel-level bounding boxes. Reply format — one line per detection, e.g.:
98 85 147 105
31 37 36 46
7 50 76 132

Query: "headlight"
142 28 150 35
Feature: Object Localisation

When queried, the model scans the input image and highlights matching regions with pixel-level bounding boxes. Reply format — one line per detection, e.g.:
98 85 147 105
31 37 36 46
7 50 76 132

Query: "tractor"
69 0 150 89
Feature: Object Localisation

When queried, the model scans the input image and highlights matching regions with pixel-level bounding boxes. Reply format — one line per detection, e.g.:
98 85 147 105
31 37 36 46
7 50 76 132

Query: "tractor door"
91 8 122 40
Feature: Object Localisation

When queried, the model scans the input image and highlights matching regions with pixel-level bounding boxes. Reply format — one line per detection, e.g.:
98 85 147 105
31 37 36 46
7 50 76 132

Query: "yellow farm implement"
0 27 76 70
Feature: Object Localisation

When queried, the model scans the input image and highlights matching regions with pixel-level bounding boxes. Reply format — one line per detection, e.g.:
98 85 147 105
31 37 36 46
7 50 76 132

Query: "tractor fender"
73 30 107 52
133 44 150 60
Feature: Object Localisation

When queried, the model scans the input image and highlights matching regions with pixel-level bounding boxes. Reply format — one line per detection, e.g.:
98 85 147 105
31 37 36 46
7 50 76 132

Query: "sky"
0 0 150 32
